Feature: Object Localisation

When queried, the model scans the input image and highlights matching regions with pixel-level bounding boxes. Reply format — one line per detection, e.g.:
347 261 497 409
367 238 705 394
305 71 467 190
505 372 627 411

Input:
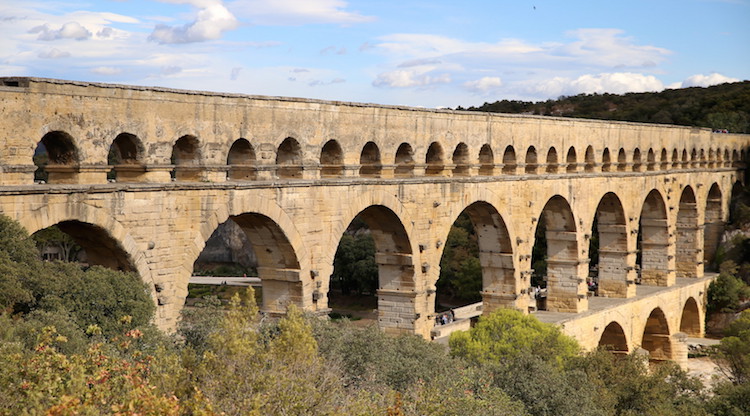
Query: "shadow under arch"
641 307 672 362
638 189 673 286
226 138 257 180
535 195 585 313
591 192 633 298
108 132 146 182
35 130 81 184
171 135 202 181
332 204 418 334
679 297 701 337
436 201 516 316
676 186 700 278
704 183 723 269
599 321 629 354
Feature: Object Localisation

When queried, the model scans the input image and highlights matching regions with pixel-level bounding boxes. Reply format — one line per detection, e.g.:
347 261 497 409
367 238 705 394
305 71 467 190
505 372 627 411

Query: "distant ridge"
460 81 750 133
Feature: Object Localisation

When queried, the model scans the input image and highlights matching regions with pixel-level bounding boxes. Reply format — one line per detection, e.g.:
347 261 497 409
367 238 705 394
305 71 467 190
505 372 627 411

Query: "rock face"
194 220 257 271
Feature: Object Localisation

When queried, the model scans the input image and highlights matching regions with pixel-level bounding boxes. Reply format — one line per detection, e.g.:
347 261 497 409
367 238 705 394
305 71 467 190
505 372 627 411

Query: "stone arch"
593 192 633 298
723 149 731 167
441 201 516 314
601 148 612 172
425 141 445 176
359 141 382 177
639 189 673 286
16 205 154 302
641 307 672 361
276 137 303 179
671 149 680 169
679 297 701 337
226 138 256 180
537 195 585 313
320 139 344 178
452 142 470 176
394 142 415 177
502 145 517 175
599 321 629 353
565 147 577 173
660 148 669 170
676 186 700 278
171 135 202 181
108 133 146 182
546 147 559 173
699 149 707 167
708 148 716 168
681 149 689 168
617 148 627 171
584 145 595 172
704 183 723 269
690 148 698 168
35 131 80 184
525 146 538 174
340 204 417 334
478 144 494 176
646 148 656 171
632 148 642 171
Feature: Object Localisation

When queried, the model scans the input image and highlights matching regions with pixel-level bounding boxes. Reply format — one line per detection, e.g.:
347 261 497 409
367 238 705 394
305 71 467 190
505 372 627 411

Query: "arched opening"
638 190 672 286
359 141 382 177
546 147 559 173
704 184 723 270
218 213 301 314
699 149 707 167
34 131 79 184
191 220 258 304
671 149 680 169
425 142 445 176
708 149 716 168
436 202 515 321
676 186 700 278
32 220 134 272
452 143 470 176
525 146 538 174
646 149 656 171
276 137 303 179
584 146 595 172
226 138 256 181
632 148 642 171
681 149 689 168
679 297 701 337
660 148 669 170
723 149 731 167
601 148 612 172
532 196 584 312
394 143 415 177
171 135 201 181
599 322 629 354
107 133 145 181
502 145 516 175
642 307 672 362
320 140 343 178
617 148 627 171
690 148 698 168
330 206 416 334
565 147 577 173
590 193 632 298
478 144 494 176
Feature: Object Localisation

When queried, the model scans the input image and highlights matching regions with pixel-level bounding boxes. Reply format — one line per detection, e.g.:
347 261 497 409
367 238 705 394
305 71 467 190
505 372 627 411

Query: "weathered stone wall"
0 77 748 344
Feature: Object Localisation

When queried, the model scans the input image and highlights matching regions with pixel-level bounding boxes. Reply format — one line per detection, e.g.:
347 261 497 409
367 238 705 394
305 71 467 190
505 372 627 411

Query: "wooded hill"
460 81 750 133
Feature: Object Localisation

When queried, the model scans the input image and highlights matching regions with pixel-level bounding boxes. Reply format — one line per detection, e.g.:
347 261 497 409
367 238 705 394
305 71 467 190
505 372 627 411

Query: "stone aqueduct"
1 78 749 361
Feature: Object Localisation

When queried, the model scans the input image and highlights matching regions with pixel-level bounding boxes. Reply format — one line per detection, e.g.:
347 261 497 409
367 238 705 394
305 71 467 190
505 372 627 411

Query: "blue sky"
1 0 748 108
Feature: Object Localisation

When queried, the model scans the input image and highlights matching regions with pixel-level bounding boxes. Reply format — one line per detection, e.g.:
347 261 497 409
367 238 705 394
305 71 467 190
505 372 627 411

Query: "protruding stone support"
256 266 304 315
546 257 589 313
597 224 636 298
640 217 675 286
478 251 520 312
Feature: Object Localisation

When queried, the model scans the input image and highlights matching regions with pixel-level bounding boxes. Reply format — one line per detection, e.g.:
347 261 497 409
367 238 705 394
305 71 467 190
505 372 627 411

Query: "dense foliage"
461 81 750 133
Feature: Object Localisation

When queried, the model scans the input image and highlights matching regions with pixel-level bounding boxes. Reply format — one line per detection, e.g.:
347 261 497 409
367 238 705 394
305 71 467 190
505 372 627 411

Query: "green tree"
712 310 750 385
449 308 580 366
331 232 378 295
706 262 750 315
31 225 81 262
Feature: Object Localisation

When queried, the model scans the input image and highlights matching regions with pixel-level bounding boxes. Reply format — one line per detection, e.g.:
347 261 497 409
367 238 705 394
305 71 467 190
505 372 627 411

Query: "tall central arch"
593 193 635 298
639 190 674 286
676 186 701 278
338 205 417 334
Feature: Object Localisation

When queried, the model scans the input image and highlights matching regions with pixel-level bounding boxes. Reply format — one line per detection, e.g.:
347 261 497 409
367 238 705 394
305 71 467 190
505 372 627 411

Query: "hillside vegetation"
460 81 750 133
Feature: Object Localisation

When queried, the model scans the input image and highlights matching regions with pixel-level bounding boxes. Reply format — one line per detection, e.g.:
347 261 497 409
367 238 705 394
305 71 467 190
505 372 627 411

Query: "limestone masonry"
1 77 748 364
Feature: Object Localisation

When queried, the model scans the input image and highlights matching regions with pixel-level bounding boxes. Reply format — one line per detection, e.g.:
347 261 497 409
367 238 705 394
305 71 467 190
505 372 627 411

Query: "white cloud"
30 22 92 41
230 66 242 80
38 48 70 59
681 73 739 87
373 69 451 88
149 0 239 44
228 0 374 25
521 72 664 98
91 66 122 75
464 76 502 94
